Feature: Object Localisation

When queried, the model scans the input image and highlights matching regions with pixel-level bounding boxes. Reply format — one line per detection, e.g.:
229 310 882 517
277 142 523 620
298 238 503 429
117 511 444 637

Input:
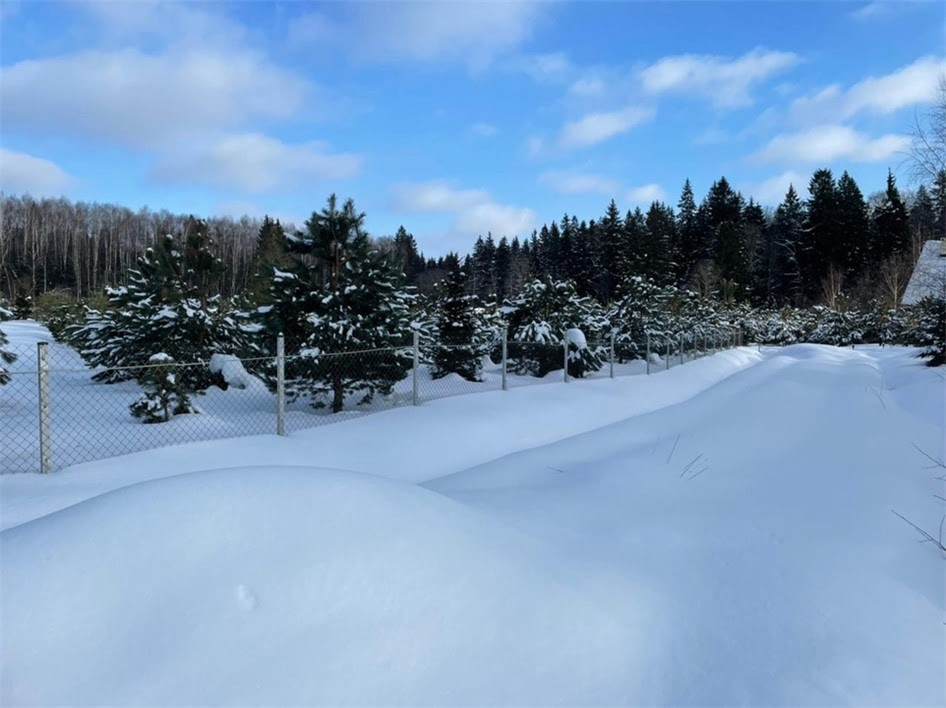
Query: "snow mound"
1 466 644 706
208 353 253 389
564 327 587 348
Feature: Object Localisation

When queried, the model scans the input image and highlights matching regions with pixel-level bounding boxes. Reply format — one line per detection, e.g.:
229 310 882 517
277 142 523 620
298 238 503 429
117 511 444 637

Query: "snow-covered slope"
2 344 943 705
1 466 647 706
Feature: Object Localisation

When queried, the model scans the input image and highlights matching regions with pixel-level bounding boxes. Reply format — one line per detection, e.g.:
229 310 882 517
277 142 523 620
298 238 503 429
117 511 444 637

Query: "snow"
902 239 946 304
564 326 587 347
1 340 943 705
208 353 255 390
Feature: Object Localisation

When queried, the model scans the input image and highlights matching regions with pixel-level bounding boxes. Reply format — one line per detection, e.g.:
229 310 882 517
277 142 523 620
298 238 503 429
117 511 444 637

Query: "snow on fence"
1 328 743 474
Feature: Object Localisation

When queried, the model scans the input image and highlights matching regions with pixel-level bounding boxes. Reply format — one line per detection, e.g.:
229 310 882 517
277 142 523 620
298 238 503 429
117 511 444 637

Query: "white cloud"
78 0 246 48
626 184 667 205
790 56 946 122
471 122 498 138
0 148 75 195
290 3 546 68
512 52 574 83
152 133 362 193
753 125 910 165
391 180 536 238
568 76 608 97
0 49 311 149
559 106 654 150
538 171 620 196
850 0 929 21
639 47 800 108
745 170 810 205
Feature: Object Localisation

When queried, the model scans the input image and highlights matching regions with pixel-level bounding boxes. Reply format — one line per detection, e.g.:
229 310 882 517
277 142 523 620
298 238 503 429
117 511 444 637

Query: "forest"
1 167 943 312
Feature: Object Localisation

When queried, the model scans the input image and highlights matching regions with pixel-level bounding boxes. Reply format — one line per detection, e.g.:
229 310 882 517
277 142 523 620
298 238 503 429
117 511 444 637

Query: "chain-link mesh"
1 327 743 474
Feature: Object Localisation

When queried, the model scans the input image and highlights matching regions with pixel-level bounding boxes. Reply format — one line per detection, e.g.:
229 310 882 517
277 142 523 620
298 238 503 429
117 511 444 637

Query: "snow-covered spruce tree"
305 252 413 411
903 297 946 366
607 276 674 360
431 258 482 381
0 326 16 385
67 220 254 390
504 277 608 378
12 293 32 319
256 195 414 412
807 306 864 347
129 353 196 423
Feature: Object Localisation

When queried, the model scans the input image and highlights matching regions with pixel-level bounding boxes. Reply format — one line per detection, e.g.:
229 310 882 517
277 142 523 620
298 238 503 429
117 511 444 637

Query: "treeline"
2 167 944 309
453 170 946 309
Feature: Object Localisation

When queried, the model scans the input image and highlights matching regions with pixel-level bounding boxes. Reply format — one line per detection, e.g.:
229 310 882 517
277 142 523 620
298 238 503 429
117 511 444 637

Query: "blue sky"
1 0 943 256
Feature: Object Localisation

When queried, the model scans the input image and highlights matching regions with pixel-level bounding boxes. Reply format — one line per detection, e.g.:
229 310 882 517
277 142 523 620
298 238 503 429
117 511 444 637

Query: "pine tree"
392 226 423 284
644 201 677 286
471 234 496 300
801 169 838 302
932 169 946 240
505 277 608 377
246 216 291 302
493 237 512 302
431 260 482 381
0 326 16 385
624 208 647 278
67 222 250 392
835 171 870 280
676 179 701 283
771 185 805 305
129 353 196 423
909 184 937 243
304 248 413 412
871 170 910 262
257 195 414 413
607 275 674 360
299 193 369 289
572 218 598 298
599 200 625 302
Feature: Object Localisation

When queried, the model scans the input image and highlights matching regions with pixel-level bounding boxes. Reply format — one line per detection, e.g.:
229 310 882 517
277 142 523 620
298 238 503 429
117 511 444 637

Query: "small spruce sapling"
130 353 196 423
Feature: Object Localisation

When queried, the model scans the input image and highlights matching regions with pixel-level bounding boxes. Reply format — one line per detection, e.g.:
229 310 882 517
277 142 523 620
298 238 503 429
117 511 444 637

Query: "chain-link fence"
1 328 744 474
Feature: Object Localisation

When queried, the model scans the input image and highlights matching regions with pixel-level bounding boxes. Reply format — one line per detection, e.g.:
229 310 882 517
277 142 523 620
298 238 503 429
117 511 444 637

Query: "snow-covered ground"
2 342 943 705
1 320 701 474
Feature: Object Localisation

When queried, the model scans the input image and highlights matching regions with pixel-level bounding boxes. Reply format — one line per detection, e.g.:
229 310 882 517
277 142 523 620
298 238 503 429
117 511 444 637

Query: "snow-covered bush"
564 328 599 378
806 307 863 347
129 353 196 423
504 277 608 377
208 354 255 390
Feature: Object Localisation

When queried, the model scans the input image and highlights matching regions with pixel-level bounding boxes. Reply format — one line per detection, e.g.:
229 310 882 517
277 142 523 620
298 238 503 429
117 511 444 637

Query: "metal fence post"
563 338 570 383
646 332 651 375
679 334 685 366
501 327 508 391
665 338 670 370
702 333 707 356
609 332 615 379
412 330 420 406
276 333 286 436
37 341 52 474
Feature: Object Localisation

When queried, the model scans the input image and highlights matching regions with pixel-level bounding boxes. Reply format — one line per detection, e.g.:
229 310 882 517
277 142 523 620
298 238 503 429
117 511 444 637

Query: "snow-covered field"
1 342 944 705
1 320 695 474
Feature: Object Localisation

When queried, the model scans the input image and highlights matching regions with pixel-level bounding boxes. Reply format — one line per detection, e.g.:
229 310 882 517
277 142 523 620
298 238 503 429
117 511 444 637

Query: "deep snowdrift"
1 466 647 706
1 344 943 705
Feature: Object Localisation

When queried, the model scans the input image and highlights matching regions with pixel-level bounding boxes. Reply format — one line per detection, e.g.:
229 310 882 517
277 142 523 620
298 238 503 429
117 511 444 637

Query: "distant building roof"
902 240 946 305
